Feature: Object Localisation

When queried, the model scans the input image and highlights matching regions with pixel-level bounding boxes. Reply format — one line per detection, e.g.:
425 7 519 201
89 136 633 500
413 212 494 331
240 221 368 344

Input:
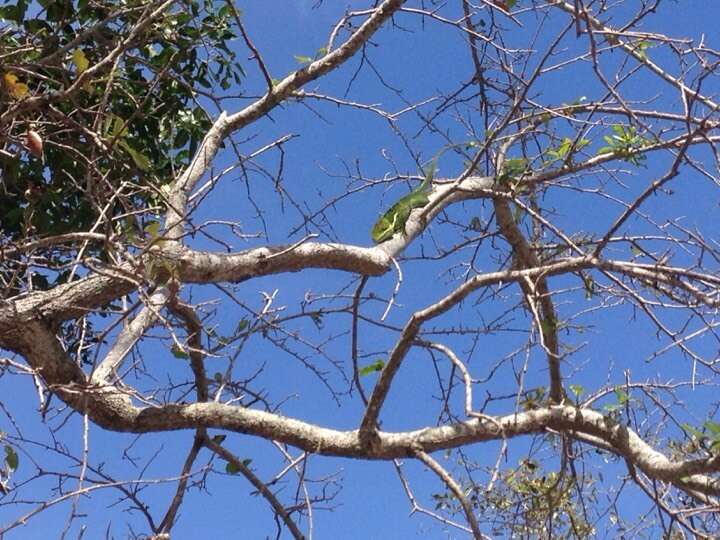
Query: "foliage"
597 124 650 166
0 0 719 538
0 0 242 250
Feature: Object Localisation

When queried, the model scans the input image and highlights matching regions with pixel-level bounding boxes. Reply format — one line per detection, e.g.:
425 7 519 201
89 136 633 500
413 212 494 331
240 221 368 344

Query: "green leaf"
359 359 385 376
103 114 127 139
569 384 584 398
503 157 528 176
4 445 18 471
171 345 189 359
225 458 251 474
144 221 161 240
72 48 89 74
682 423 706 440
0 2 26 23
555 137 572 158
119 141 152 171
218 4 236 18
704 420 720 436
294 55 313 64
211 434 226 443
635 40 651 60
3 72 29 99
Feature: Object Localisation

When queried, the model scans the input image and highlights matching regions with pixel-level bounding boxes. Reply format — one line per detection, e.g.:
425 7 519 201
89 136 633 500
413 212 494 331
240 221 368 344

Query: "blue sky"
2 0 720 538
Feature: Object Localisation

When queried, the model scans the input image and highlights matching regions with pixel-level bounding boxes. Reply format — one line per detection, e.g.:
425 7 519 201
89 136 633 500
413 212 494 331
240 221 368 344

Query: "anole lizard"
371 157 438 244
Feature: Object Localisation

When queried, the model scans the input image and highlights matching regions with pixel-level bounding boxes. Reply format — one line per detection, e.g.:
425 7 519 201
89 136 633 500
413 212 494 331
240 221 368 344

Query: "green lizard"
371 157 438 244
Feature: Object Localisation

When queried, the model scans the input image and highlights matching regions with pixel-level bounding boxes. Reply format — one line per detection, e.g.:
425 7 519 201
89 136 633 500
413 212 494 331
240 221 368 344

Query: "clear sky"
2 1 720 538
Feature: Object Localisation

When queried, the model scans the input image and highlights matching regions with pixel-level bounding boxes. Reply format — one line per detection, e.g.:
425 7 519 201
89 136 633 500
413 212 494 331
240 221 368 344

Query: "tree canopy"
1 0 719 538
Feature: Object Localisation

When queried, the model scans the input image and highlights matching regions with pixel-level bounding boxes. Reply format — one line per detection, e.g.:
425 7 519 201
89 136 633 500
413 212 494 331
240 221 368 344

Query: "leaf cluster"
597 124 649 166
0 0 244 251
